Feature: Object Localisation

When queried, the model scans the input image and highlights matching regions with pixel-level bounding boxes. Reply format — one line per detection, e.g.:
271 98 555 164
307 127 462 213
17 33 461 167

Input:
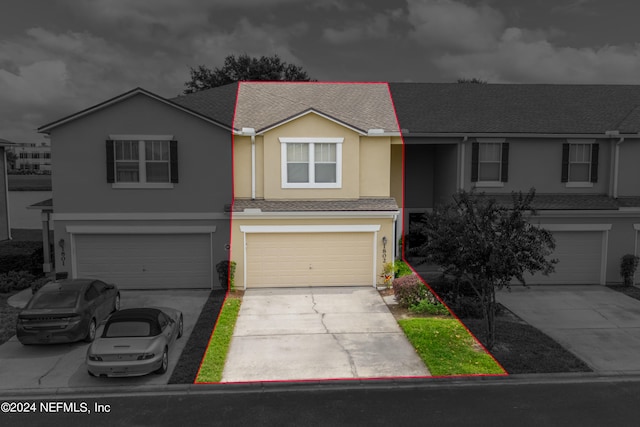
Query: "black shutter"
106 140 115 183
561 143 569 183
471 142 479 182
500 143 509 182
170 140 179 183
590 143 599 183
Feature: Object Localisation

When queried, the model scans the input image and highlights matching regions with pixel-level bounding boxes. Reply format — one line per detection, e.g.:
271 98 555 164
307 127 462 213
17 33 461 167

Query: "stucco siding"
359 136 391 197
617 139 640 196
390 144 403 205
49 93 232 214
404 145 434 208
433 144 458 206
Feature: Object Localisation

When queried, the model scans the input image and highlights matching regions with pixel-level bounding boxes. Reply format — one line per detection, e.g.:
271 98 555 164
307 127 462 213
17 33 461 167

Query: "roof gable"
38 87 231 133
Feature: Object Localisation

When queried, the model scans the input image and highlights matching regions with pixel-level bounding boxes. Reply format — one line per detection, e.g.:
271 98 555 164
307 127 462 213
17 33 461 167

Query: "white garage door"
75 234 212 289
525 231 604 285
245 232 374 288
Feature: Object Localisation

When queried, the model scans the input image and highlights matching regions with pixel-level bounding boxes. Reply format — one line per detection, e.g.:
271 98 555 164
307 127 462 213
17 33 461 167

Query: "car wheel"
155 348 168 375
84 319 97 342
177 314 184 339
112 293 121 312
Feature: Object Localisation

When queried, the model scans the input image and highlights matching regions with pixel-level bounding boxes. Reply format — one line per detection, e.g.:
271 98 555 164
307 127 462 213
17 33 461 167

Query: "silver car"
86 307 183 377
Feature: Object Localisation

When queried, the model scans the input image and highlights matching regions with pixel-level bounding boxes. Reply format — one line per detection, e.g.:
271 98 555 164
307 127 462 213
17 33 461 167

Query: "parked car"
86 307 183 377
16 279 120 345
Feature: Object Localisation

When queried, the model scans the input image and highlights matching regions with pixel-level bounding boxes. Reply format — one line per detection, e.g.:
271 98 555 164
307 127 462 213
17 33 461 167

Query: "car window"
104 321 152 337
158 312 169 329
85 284 99 301
30 291 79 309
93 281 106 293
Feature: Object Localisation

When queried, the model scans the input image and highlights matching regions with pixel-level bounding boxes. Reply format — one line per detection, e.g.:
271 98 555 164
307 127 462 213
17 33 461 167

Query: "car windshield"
30 291 79 309
103 321 154 338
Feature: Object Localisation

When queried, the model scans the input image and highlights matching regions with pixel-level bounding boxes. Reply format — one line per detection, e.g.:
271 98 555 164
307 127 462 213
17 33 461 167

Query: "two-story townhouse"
37 88 235 289
227 82 403 288
390 83 640 285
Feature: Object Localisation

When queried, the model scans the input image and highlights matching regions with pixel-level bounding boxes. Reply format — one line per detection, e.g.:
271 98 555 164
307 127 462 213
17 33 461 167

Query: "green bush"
409 299 450 315
392 274 427 308
621 254 640 286
215 260 237 290
0 242 47 276
0 270 35 293
427 275 485 318
394 260 412 278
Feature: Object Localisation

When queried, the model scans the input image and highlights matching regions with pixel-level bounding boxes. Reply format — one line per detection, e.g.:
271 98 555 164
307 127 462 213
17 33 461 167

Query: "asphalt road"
3 376 640 426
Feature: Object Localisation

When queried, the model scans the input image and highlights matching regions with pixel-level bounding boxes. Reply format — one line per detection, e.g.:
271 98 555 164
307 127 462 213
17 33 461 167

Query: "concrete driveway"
221 287 430 382
0 290 209 391
497 285 640 374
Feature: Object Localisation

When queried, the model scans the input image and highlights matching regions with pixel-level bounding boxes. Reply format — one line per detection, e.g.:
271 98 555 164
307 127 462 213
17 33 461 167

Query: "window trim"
562 140 598 187
471 140 508 186
107 135 176 188
279 137 343 189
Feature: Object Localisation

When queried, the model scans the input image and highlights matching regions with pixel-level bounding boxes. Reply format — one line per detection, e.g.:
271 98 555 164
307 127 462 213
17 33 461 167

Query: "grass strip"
195 297 241 383
398 317 505 376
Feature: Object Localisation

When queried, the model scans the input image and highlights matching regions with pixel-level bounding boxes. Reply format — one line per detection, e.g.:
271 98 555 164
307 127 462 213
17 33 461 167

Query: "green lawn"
398 317 506 376
195 297 241 383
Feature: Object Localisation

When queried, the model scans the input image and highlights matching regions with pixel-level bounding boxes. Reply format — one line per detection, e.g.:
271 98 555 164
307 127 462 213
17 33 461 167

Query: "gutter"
400 132 639 139
241 128 256 200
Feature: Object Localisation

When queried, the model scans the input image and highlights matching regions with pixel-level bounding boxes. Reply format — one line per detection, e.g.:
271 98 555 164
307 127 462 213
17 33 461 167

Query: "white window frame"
566 140 594 188
280 137 343 189
110 134 174 189
475 139 504 188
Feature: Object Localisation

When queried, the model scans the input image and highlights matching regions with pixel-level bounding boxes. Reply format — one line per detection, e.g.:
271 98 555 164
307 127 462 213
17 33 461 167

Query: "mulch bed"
168 289 227 384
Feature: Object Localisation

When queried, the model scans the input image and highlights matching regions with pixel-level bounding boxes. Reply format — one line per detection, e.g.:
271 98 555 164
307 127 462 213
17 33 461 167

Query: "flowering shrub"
392 274 427 308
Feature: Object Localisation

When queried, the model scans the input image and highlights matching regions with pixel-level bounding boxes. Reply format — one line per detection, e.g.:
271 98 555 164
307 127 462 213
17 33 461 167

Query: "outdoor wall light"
58 239 66 266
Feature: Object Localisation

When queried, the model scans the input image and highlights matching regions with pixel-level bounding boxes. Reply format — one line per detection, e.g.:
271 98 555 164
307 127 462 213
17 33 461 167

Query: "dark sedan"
16 279 120 345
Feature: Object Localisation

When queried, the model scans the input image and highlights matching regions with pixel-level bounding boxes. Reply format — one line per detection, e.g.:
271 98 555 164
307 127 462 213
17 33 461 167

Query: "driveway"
221 287 430 382
497 285 640 374
0 290 209 390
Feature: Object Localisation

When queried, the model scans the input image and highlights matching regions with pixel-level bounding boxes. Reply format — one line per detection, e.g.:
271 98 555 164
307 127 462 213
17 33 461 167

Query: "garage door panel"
75 234 212 289
526 231 602 285
246 232 374 288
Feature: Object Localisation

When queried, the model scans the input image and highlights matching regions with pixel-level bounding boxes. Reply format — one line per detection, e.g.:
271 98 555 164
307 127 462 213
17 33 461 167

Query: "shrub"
392 274 427 308
427 275 486 318
394 260 412 278
215 260 237 290
0 270 36 293
409 299 450 315
0 242 47 276
621 254 640 286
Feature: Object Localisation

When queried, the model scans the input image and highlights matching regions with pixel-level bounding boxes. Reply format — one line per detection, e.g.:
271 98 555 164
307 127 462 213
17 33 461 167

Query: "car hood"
89 337 162 355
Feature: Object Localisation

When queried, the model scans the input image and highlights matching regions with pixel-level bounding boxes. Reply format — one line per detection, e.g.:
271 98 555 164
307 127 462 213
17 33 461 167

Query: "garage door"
74 234 212 289
525 231 603 285
245 232 374 288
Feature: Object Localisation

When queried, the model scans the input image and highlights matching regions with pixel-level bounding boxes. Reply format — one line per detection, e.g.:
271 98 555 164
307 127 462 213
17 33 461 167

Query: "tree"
408 189 557 349
457 77 488 84
184 54 313 94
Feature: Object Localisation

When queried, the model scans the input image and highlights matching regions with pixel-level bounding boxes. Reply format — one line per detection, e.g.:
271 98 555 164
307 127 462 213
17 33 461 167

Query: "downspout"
242 128 256 200
459 136 468 190
613 137 624 198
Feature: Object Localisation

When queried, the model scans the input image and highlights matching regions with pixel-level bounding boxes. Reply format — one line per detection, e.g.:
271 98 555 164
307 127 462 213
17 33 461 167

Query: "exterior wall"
359 136 391 198
433 144 458 206
262 114 361 200
0 147 9 241
390 142 403 205
404 144 434 208
618 139 640 196
231 216 396 288
49 94 232 214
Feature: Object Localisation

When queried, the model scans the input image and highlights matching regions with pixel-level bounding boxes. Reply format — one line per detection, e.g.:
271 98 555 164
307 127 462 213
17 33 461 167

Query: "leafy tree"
457 77 488 84
184 54 313 94
408 189 557 349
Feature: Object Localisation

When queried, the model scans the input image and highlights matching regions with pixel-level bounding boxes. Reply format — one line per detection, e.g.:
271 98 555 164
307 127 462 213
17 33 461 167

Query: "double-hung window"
280 137 343 188
561 141 599 186
471 140 509 186
107 135 178 188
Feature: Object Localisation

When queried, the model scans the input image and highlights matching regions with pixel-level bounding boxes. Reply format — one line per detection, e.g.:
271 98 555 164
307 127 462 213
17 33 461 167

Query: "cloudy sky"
2 0 640 143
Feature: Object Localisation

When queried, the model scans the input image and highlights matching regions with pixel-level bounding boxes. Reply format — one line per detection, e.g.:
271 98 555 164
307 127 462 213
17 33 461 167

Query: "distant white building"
10 139 51 172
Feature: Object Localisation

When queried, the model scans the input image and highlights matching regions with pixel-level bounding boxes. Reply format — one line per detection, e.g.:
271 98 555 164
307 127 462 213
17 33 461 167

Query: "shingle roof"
480 194 625 210
233 198 399 212
233 82 399 133
171 83 238 128
388 83 640 134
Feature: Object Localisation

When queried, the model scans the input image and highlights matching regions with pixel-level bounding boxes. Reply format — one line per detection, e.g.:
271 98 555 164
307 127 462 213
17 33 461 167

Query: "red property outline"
194 81 507 385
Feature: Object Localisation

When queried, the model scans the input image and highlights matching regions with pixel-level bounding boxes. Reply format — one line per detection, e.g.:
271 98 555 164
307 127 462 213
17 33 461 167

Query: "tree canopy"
184 54 314 94
408 189 557 348
457 77 488 84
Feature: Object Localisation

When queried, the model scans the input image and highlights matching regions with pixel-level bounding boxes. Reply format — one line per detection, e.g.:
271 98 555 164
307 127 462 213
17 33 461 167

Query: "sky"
2 0 640 144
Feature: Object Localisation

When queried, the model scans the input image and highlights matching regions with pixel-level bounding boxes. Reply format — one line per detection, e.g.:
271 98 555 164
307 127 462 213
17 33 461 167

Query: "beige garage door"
75 234 212 289
246 232 374 288
525 231 603 285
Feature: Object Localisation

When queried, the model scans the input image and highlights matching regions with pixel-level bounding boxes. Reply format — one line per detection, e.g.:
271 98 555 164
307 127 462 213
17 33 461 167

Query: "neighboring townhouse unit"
37 88 234 289
390 83 640 285
0 138 14 241
228 82 402 288
9 140 52 172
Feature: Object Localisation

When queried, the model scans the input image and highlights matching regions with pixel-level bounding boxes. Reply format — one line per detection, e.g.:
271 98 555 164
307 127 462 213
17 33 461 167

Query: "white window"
478 142 501 182
568 143 591 182
110 135 174 188
280 137 343 188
